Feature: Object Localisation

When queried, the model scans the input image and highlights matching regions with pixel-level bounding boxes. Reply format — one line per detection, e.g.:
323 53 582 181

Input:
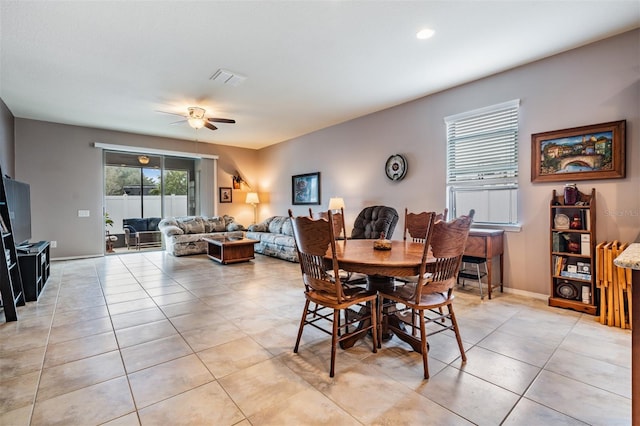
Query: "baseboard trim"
501 286 548 301
51 254 104 261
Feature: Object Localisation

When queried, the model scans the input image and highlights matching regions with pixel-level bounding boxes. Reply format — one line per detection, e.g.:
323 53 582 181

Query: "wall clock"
385 154 408 181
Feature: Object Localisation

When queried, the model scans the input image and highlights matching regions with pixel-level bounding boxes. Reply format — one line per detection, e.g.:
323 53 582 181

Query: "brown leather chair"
351 206 399 240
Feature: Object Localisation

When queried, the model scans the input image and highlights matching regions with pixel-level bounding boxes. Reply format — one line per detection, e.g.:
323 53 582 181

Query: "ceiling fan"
158 106 235 131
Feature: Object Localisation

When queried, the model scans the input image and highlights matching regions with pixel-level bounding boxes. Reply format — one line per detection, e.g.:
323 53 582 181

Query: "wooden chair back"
414 213 473 300
404 209 434 242
309 207 346 240
289 209 345 302
435 207 449 222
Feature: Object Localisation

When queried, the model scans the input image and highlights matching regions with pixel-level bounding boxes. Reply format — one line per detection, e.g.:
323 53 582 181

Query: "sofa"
123 217 162 249
158 215 245 256
245 216 298 262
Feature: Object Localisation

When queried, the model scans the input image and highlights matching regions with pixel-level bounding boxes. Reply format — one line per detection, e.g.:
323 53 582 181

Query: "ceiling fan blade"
207 117 236 124
169 119 187 125
204 122 218 131
155 110 187 117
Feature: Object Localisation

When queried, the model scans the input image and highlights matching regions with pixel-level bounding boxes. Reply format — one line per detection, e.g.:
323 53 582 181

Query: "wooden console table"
463 228 504 299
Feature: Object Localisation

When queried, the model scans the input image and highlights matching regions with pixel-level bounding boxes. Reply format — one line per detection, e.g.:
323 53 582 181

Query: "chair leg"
370 300 378 353
419 310 429 379
377 297 383 348
294 299 310 353
330 309 339 377
448 304 466 362
476 263 484 300
411 308 417 336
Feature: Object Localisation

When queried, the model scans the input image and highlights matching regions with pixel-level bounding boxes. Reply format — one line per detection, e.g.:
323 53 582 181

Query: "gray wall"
14 121 260 258
11 29 640 296
258 29 640 297
0 98 15 176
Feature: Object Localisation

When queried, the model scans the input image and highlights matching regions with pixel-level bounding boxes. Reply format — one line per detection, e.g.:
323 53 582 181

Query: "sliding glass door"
104 151 196 253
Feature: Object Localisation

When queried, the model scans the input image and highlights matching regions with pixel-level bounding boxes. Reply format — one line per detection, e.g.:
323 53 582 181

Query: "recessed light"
416 28 435 40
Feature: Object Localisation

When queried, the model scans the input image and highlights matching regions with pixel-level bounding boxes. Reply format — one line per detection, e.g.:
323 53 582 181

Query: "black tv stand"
17 241 50 301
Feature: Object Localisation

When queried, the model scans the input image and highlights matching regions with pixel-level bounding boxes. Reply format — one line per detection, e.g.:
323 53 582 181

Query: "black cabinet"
18 242 50 302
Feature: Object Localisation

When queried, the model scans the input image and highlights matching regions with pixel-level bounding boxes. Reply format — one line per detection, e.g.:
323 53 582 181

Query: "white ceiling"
1 1 638 150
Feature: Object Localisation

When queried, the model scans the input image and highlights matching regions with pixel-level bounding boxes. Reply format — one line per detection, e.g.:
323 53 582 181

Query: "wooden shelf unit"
549 187 597 315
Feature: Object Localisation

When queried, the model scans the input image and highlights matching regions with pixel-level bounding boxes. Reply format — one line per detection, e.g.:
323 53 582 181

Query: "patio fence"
105 194 188 234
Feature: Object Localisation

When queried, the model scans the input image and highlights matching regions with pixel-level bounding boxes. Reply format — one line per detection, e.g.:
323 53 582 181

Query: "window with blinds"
445 99 520 226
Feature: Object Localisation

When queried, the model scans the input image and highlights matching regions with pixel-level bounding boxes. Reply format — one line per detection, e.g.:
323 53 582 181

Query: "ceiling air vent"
210 69 247 87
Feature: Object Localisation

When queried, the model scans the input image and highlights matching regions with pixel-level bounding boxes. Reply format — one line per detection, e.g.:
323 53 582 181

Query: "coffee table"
203 237 258 264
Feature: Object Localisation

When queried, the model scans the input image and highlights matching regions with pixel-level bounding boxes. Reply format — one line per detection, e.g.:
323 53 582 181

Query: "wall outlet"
50 241 57 248
78 210 90 217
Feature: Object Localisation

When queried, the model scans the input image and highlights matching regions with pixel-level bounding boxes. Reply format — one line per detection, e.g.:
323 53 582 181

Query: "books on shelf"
553 255 592 281
560 270 592 281
581 234 591 256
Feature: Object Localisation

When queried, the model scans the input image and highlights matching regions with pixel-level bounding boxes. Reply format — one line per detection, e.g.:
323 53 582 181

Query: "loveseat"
158 215 245 256
123 217 162 249
245 216 298 262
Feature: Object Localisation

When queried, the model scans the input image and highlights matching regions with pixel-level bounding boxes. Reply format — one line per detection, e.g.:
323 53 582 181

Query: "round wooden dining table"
327 239 431 288
325 239 432 349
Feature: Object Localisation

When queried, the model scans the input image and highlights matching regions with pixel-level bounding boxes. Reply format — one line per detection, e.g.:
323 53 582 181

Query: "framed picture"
219 187 232 203
531 120 626 182
292 172 321 205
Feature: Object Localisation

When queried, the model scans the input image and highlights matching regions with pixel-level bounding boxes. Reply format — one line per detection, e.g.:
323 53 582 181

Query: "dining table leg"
340 275 397 349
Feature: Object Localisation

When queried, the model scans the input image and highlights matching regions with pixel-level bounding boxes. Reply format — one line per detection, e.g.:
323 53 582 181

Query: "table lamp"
246 192 260 224
328 197 345 212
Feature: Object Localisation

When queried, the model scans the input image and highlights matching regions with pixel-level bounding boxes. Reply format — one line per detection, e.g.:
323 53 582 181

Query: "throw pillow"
180 217 205 234
268 216 288 234
205 216 226 232
162 225 184 236
227 222 243 232
248 223 268 232
281 218 294 236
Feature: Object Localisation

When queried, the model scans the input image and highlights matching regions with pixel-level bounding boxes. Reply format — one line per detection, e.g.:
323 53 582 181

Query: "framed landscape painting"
531 120 626 182
292 172 321 205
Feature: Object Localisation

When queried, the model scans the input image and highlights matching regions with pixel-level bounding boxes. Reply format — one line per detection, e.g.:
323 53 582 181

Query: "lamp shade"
246 192 260 204
328 197 345 211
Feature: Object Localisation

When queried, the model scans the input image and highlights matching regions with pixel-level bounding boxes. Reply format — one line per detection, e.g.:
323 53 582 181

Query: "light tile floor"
0 252 632 425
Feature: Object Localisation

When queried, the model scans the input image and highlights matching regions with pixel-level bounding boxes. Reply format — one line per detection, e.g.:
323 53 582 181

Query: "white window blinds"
445 99 519 184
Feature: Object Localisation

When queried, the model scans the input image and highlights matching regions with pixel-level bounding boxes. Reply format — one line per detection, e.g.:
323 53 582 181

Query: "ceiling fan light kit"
159 106 236 132
187 117 205 129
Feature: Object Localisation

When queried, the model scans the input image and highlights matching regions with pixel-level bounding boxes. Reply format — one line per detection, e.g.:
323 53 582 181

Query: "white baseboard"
51 254 103 261
501 286 548 301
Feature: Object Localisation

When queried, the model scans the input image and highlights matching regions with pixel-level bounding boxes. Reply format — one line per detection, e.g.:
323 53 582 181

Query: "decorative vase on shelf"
564 183 578 205
568 240 581 254
570 213 582 230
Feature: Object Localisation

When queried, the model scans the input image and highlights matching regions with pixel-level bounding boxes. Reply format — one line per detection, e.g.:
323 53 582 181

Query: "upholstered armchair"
351 205 399 239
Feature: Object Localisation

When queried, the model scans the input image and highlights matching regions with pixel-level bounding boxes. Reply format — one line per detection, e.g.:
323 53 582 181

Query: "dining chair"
308 207 347 240
379 212 473 379
310 207 367 287
396 207 448 284
288 210 379 377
